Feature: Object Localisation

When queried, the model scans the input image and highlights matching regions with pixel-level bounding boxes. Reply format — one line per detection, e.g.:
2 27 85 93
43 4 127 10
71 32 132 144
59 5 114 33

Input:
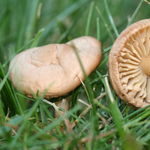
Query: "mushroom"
109 19 150 108
9 36 101 129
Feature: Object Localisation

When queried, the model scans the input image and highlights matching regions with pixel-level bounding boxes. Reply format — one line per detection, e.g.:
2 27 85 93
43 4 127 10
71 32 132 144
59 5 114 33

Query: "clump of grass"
0 0 150 149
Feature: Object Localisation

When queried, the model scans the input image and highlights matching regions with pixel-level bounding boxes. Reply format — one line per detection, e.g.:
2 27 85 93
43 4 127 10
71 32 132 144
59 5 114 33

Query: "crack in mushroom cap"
109 19 150 108
9 36 101 98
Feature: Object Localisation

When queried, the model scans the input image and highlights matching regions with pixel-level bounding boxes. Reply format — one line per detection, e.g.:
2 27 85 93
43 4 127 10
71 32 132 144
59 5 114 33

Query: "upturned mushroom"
9 36 101 129
109 19 150 108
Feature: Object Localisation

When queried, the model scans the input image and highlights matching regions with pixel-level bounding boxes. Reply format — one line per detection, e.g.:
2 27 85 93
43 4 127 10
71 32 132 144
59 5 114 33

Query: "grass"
0 0 150 149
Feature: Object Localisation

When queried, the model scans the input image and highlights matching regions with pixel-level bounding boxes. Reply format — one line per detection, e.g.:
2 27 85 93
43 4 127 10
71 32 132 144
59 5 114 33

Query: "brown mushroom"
109 19 150 108
9 36 101 130
9 36 101 97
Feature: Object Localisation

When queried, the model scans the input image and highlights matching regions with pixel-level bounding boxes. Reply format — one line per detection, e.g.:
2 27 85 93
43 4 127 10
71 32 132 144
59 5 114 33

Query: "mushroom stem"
146 78 150 103
140 56 150 76
55 98 74 132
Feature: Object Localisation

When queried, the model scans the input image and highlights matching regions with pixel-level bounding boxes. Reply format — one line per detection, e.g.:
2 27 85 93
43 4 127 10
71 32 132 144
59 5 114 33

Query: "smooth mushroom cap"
9 36 101 98
109 19 150 108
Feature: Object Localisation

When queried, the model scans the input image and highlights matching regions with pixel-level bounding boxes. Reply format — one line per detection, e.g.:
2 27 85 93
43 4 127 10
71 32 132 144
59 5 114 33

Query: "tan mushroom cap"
9 36 101 98
109 19 150 108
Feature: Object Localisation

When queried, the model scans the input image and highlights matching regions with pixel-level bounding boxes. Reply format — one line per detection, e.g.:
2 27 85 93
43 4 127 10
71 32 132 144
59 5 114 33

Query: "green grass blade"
40 0 89 41
96 6 114 41
104 76 143 150
85 2 95 35
31 28 45 47
104 0 119 37
127 0 143 26
25 0 40 43
103 76 126 137
10 98 41 147
96 17 100 40
0 100 5 123
0 64 23 114
0 71 9 91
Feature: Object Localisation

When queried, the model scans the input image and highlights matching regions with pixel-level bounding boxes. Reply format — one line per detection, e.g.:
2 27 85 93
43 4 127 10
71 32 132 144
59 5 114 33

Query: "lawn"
0 0 150 149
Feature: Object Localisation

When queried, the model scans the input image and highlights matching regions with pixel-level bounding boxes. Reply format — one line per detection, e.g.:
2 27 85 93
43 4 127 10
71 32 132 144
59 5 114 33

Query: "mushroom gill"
118 27 150 104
